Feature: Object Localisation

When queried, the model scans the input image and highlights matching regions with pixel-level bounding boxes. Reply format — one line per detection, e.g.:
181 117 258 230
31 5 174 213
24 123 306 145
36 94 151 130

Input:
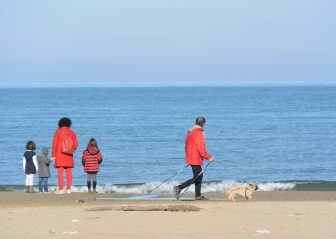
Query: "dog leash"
147 165 190 194
244 187 254 199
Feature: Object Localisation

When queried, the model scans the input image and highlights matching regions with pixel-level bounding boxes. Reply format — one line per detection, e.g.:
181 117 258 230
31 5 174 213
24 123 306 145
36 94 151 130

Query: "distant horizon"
1 81 336 88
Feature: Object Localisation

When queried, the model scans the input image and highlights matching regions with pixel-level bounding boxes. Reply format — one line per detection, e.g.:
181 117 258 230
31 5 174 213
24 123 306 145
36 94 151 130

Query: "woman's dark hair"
58 117 72 128
26 141 36 150
88 138 98 148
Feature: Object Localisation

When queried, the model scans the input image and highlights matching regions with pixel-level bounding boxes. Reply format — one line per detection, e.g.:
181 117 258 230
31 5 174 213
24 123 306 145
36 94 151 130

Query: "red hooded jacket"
52 127 78 168
185 125 212 166
82 146 103 173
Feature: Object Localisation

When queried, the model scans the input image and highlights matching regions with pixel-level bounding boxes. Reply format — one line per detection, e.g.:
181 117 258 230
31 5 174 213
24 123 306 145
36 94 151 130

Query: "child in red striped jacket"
82 138 103 193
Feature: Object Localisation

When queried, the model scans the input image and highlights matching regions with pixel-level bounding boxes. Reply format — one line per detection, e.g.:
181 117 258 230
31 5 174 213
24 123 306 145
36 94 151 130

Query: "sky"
0 0 335 86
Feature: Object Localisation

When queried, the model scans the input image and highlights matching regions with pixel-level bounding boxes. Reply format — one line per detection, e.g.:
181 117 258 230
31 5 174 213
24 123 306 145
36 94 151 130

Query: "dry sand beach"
1 191 336 239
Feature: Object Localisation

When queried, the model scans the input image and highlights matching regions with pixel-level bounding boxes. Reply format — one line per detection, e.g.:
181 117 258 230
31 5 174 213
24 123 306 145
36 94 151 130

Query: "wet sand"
0 191 335 238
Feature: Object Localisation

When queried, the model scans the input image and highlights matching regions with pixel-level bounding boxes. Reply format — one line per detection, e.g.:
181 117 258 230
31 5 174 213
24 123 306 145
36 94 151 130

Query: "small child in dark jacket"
37 147 52 193
23 141 38 193
82 138 103 193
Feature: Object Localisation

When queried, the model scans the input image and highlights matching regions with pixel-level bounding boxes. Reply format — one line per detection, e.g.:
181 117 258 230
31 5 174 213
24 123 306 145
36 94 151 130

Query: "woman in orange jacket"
52 117 78 194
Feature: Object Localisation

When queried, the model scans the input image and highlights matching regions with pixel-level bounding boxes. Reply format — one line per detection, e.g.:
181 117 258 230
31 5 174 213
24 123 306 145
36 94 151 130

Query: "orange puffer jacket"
82 146 103 173
185 125 211 166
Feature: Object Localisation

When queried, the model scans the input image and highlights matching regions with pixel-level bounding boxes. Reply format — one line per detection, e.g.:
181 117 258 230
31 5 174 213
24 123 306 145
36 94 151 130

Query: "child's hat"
42 147 49 155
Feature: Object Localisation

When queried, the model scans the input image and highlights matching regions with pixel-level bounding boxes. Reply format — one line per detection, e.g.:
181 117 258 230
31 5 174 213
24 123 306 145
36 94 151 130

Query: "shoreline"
1 191 336 208
2 179 336 194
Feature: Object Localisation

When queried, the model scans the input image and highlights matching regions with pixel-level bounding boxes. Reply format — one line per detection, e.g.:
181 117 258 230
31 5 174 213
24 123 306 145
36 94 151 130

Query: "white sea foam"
49 180 296 194
258 182 296 191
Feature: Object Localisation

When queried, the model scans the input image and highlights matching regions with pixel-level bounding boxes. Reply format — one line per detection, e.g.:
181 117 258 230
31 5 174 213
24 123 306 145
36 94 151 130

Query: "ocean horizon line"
1 82 336 88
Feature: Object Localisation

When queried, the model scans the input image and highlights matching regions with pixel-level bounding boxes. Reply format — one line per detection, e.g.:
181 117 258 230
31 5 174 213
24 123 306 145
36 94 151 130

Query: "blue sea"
0 86 336 193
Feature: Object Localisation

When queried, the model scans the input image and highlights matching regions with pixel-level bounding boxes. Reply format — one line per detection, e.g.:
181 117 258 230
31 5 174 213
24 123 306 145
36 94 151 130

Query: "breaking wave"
2 180 335 193
50 180 296 194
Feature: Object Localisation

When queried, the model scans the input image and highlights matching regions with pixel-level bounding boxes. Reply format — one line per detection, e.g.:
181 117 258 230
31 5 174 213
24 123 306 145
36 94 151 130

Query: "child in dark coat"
23 141 38 193
82 138 103 193
37 147 52 193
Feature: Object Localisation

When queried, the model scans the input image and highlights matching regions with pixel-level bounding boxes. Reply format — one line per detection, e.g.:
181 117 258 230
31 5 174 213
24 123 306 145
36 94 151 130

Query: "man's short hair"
195 117 206 127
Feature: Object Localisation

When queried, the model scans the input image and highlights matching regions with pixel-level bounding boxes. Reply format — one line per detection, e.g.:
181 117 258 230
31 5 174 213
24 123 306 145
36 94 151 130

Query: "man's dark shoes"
195 195 209 201
173 186 181 200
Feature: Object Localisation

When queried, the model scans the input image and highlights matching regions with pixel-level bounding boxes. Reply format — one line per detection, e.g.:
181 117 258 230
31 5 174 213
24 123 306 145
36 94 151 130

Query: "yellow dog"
226 183 259 201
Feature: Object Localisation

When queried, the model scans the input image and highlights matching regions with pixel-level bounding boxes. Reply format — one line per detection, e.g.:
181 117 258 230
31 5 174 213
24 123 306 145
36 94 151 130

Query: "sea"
0 86 335 193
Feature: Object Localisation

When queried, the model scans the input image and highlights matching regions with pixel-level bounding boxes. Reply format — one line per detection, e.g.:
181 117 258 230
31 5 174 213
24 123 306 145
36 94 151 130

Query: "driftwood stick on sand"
86 205 201 212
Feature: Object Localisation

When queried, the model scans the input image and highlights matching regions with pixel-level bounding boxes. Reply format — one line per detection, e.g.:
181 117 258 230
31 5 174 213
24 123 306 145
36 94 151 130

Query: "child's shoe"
93 189 98 194
66 189 71 194
54 189 64 194
88 189 92 194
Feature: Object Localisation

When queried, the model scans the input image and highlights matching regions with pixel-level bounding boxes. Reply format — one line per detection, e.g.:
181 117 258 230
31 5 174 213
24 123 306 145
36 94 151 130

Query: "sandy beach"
0 191 335 239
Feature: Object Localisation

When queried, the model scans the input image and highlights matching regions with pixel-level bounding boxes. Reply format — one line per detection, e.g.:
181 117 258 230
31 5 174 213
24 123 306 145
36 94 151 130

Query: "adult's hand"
209 157 215 162
51 157 56 161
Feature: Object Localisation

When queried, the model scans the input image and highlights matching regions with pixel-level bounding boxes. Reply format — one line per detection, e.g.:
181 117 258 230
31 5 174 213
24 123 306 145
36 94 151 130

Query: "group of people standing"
22 117 103 194
23 116 214 200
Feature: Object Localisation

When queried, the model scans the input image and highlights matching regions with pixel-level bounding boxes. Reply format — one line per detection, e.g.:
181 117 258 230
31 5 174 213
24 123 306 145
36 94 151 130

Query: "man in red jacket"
174 117 215 200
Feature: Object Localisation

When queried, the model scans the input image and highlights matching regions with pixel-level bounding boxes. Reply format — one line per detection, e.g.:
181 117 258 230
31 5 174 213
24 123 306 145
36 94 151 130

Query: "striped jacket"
82 146 103 173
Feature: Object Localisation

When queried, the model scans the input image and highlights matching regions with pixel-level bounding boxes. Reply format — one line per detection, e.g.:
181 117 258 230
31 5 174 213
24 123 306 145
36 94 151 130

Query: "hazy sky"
0 1 335 86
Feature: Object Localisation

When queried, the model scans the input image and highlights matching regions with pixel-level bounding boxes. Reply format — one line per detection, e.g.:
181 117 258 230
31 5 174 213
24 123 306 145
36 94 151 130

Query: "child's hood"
42 147 49 156
87 146 100 155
